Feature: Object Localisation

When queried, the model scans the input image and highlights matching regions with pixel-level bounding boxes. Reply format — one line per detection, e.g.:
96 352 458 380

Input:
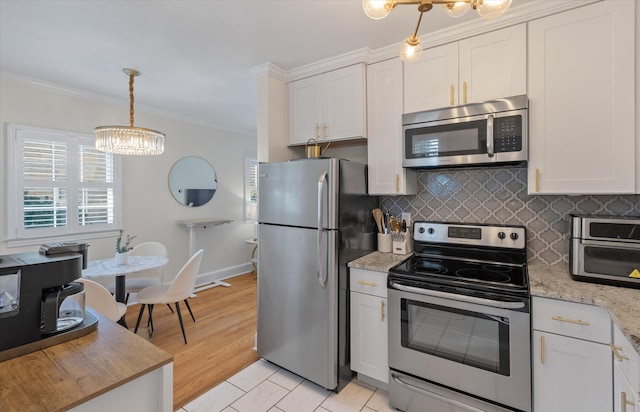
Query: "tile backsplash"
381 167 640 266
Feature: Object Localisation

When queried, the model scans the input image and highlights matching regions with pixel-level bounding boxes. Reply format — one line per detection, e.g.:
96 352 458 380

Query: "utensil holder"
377 233 392 253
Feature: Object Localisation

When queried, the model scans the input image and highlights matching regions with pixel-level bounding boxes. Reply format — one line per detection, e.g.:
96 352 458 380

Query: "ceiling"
0 0 526 137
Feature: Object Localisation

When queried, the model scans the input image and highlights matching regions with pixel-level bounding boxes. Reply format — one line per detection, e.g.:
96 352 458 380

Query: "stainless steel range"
388 221 531 412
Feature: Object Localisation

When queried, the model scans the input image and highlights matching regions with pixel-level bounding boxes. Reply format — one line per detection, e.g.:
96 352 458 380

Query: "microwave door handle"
486 114 494 157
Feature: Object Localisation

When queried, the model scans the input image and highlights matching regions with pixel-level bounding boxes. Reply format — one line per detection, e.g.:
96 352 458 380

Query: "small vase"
115 252 129 265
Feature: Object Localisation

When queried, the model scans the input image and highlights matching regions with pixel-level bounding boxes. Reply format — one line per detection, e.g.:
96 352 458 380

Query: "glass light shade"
95 126 165 155
443 2 471 17
475 0 512 20
399 36 423 62
362 0 394 20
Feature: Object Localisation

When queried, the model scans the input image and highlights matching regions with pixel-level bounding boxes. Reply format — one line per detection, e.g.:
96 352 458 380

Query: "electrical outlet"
401 212 411 227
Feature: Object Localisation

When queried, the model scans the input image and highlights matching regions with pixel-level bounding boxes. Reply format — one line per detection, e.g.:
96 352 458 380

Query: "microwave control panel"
494 115 522 153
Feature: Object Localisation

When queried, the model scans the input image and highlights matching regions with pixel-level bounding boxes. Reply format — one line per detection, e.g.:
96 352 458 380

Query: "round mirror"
168 157 217 207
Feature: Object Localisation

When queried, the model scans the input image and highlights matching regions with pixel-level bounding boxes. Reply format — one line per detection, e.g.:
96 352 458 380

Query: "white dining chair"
134 249 203 344
108 241 168 303
77 278 127 322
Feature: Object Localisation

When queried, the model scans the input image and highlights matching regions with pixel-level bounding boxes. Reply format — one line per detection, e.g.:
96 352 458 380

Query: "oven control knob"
427 227 435 235
498 232 506 240
418 227 425 234
510 232 519 241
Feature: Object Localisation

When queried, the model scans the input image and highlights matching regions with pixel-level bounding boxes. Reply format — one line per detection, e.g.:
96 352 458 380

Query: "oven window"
584 246 640 277
401 298 510 376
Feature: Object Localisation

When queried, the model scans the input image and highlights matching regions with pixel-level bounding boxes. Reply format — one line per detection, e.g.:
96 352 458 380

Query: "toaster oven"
570 215 640 288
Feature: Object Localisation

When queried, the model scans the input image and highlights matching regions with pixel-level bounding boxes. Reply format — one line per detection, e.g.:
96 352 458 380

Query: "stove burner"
410 259 448 275
455 269 512 283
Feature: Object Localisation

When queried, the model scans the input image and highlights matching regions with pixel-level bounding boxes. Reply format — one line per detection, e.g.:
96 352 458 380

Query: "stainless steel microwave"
402 95 528 169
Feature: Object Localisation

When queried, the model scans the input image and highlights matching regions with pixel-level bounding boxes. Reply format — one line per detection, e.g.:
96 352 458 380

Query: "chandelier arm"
411 10 424 40
129 73 135 127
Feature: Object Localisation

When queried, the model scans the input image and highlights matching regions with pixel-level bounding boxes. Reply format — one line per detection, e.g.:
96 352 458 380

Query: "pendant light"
362 0 513 62
95 68 165 155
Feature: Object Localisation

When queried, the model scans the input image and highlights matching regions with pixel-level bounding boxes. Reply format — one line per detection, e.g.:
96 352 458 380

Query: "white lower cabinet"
613 323 640 412
532 296 612 412
532 330 612 412
350 268 388 383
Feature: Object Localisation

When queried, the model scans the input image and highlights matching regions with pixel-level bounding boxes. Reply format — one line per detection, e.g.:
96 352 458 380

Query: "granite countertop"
349 252 640 353
528 262 640 353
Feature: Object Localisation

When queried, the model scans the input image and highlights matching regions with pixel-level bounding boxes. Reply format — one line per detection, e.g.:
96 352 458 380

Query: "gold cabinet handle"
450 84 454 106
395 174 400 193
323 123 328 139
552 316 590 326
610 343 630 362
535 168 540 192
315 124 320 139
622 392 635 412
357 280 377 287
381 300 385 322
541 335 545 365
463 81 467 103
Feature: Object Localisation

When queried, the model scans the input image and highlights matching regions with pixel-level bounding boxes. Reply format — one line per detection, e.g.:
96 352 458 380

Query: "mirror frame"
168 156 217 207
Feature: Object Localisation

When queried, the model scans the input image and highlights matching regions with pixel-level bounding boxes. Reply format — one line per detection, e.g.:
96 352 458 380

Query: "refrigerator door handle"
317 171 328 289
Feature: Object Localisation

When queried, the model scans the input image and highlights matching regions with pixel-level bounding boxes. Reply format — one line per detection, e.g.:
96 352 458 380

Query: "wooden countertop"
0 310 173 412
349 252 640 353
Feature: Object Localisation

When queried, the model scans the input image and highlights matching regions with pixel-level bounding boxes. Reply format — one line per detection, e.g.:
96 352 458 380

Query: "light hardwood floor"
124 272 259 410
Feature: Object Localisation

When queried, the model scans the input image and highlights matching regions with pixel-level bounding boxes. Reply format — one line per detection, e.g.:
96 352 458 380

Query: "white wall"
0 76 257 283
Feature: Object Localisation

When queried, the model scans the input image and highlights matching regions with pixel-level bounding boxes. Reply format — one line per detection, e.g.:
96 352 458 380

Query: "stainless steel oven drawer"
389 370 513 412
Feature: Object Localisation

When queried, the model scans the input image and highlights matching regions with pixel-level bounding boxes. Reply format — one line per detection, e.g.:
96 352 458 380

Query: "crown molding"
249 63 287 81
285 48 373 83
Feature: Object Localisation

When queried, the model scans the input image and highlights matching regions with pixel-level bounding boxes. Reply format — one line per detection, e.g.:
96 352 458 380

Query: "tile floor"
179 358 396 412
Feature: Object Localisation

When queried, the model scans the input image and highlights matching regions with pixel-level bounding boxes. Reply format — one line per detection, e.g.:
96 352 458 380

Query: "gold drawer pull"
450 84 454 106
551 316 590 326
396 174 400 193
357 280 378 287
535 168 540 192
463 81 467 103
610 343 630 362
541 335 545 365
381 300 385 322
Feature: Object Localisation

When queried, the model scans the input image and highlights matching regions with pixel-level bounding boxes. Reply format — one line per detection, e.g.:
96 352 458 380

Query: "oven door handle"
389 280 526 309
391 373 485 412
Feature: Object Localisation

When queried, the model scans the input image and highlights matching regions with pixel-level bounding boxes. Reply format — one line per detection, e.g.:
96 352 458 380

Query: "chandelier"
95 68 165 155
362 0 513 62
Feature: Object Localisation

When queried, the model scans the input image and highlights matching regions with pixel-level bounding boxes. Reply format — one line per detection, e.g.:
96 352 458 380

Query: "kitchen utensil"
389 216 397 232
372 209 384 234
305 138 332 158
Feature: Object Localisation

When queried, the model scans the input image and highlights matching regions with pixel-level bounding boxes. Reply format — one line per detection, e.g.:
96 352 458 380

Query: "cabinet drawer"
532 296 611 343
350 268 387 298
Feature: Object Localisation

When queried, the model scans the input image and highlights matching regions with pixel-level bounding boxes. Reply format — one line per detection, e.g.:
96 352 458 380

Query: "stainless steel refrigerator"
257 158 378 391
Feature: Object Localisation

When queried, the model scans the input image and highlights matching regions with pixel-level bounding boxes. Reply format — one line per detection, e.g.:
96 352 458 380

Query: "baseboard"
194 262 253 287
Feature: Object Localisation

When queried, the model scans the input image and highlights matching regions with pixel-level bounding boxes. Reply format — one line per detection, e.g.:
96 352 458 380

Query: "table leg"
115 275 128 328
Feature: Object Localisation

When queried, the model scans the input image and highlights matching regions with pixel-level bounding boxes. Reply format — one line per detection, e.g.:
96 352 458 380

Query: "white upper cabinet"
404 24 526 114
527 1 636 194
367 58 416 195
288 64 366 145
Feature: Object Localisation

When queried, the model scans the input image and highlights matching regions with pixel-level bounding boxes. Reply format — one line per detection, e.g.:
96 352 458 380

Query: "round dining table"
82 255 169 304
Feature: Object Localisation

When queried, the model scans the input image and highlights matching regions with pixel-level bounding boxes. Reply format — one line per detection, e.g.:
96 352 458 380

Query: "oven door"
388 280 531 412
570 239 640 287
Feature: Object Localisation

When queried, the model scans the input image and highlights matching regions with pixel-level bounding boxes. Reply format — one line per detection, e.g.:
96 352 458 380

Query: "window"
6 123 122 245
244 157 258 223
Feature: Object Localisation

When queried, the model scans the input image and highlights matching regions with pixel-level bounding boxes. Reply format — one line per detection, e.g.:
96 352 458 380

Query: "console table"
176 218 233 293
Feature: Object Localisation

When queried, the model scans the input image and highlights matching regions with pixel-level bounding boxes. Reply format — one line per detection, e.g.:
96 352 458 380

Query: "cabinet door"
404 42 458 113
533 331 612 412
288 75 323 145
367 58 416 195
458 24 526 105
322 64 366 142
613 324 640 395
528 1 635 194
350 291 388 383
615 364 640 412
